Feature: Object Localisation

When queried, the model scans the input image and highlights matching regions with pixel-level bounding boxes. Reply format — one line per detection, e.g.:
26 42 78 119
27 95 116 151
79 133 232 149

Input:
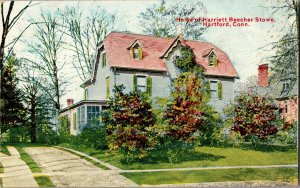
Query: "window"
285 104 288 113
87 106 100 126
77 106 85 131
208 53 217 67
133 47 139 60
137 76 146 92
102 53 106 68
106 77 110 99
208 55 214 66
210 81 218 99
131 44 142 60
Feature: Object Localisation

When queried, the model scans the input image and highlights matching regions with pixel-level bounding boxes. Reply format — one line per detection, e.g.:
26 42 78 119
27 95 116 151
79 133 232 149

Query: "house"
246 64 298 124
59 31 239 135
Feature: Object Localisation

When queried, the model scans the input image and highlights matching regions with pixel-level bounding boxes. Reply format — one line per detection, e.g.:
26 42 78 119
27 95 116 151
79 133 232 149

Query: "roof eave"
111 65 167 72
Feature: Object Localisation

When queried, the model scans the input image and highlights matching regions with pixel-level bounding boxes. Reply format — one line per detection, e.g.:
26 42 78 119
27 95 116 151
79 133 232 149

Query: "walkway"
24 147 138 187
0 146 38 187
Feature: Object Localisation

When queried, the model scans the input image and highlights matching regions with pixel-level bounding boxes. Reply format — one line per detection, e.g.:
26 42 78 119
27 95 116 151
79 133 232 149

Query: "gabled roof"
104 31 170 72
93 31 239 78
127 39 143 49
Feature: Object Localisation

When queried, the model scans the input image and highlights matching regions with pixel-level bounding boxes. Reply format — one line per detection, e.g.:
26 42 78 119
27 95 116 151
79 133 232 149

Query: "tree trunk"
30 102 36 143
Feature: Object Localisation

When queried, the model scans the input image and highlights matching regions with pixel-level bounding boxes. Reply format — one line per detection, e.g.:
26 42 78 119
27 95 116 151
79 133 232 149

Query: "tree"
1 1 33 144
22 78 40 143
104 85 155 163
139 0 207 40
24 11 67 111
60 5 115 81
0 54 25 133
231 92 281 148
262 0 299 93
0 1 33 73
163 72 205 142
19 61 60 144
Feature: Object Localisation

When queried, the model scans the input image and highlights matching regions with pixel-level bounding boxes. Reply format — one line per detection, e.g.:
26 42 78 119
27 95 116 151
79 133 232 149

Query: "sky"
3 0 293 107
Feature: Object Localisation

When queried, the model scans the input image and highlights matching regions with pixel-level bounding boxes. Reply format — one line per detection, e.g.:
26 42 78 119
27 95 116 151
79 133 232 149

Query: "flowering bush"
232 92 281 148
164 72 205 142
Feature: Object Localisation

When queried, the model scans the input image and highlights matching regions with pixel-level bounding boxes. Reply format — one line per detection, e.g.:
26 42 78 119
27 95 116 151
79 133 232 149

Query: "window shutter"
138 47 142 60
206 81 211 99
106 77 110 100
133 75 137 92
213 55 217 67
102 53 106 68
218 81 222 100
130 48 134 58
146 76 152 96
84 89 87 100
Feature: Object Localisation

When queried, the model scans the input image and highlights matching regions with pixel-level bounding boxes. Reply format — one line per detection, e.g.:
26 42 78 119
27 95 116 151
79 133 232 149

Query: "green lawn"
60 143 297 170
121 168 298 185
34 176 55 187
0 145 10 156
15 147 42 173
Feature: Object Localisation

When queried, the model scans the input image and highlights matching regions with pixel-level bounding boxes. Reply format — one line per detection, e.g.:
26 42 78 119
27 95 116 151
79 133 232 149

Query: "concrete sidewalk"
0 146 38 187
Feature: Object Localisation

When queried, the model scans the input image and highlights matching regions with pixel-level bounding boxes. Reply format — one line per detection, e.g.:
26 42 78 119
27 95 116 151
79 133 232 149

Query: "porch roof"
59 100 109 114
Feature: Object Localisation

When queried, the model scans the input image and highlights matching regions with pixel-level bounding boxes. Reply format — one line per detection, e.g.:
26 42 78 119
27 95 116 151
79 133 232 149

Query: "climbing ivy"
174 45 202 74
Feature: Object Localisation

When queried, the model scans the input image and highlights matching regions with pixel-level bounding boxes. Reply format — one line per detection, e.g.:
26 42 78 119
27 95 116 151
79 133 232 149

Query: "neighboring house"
246 64 298 124
59 31 239 135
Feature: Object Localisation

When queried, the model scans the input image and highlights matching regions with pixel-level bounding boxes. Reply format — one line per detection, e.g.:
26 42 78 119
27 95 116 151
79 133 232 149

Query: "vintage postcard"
0 0 298 187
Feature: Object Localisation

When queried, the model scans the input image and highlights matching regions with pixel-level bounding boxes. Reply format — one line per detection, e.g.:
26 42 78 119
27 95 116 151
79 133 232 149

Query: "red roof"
103 31 238 78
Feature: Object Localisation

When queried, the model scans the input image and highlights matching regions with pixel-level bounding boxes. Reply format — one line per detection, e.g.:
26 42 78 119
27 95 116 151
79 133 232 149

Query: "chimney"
67 99 74 107
258 64 268 87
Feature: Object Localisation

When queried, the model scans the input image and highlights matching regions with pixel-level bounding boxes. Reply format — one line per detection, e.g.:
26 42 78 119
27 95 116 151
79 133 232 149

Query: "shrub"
195 100 229 146
74 126 107 150
36 124 60 145
231 92 282 149
104 85 155 163
6 126 29 143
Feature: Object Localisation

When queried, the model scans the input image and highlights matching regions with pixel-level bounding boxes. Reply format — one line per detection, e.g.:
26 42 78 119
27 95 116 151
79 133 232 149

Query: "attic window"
133 47 139 60
208 52 217 67
131 44 142 60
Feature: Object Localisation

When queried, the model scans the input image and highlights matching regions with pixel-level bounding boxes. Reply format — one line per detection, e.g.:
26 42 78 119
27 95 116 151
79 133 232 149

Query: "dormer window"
208 51 217 67
208 55 214 66
128 39 143 60
133 46 139 60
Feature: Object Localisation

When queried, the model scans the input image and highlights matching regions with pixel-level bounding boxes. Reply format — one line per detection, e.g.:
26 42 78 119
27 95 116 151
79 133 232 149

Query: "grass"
0 178 2 187
121 167 298 185
34 175 55 187
59 143 297 170
15 147 42 173
0 145 10 156
0 162 3 173
57 147 110 170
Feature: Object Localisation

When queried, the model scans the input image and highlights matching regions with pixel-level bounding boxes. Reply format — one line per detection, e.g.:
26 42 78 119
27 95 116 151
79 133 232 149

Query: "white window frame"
133 47 139 60
210 80 218 99
136 76 146 92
